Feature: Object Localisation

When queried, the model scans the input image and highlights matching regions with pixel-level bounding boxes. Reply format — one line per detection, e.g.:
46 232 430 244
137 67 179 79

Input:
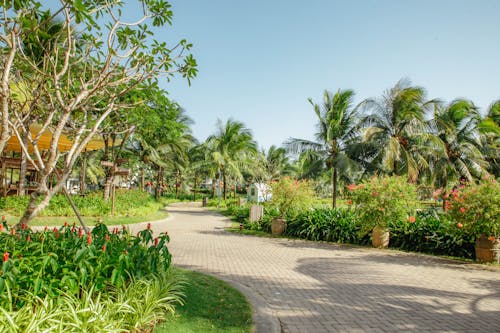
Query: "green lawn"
155 269 252 333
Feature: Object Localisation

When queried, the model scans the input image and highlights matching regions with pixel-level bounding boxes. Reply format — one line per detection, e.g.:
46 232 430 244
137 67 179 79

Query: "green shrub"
445 179 500 237
269 177 313 219
347 176 419 235
0 221 171 309
285 208 362 243
389 209 475 258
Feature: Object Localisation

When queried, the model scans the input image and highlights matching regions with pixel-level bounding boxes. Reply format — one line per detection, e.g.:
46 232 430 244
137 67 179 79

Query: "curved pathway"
144 203 500 333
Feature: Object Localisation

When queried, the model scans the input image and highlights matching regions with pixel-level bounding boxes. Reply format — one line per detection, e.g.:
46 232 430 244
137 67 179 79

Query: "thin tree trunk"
175 170 179 199
141 168 145 191
223 171 227 200
332 167 337 209
80 151 87 195
193 174 197 201
1 154 6 197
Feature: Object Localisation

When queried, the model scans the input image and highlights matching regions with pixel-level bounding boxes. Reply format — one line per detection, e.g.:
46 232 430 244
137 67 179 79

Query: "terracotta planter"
475 235 500 263
372 225 390 248
271 218 286 235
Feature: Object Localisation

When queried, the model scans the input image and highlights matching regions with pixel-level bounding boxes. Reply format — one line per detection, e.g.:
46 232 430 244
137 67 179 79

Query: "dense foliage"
346 176 419 234
0 190 162 217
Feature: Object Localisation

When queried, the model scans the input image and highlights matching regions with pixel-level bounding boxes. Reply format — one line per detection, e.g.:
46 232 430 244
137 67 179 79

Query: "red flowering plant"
269 177 313 219
346 176 419 235
446 179 500 238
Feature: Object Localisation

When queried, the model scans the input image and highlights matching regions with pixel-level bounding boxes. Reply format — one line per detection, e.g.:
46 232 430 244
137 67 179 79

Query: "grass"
155 269 252 333
226 222 271 237
0 209 168 226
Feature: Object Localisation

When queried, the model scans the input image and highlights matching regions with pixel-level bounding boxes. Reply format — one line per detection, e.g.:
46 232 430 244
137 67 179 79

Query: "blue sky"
159 0 500 149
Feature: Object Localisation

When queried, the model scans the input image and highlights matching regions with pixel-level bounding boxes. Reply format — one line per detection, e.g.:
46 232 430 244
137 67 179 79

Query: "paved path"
144 203 500 333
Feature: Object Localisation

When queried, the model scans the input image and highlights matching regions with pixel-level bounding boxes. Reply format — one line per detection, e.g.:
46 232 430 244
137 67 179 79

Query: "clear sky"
159 0 500 149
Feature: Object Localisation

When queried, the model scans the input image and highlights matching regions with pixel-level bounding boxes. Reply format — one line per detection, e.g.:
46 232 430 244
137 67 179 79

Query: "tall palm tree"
426 99 489 187
206 119 257 200
286 89 361 208
479 100 500 177
361 79 433 182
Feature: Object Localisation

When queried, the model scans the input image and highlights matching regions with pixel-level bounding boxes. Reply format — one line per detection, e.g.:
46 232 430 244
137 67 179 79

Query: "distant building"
247 183 271 203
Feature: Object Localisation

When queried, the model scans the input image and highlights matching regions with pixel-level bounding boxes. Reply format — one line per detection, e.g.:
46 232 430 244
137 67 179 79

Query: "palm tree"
361 79 433 182
206 119 257 200
286 89 361 208
479 100 500 177
426 99 489 187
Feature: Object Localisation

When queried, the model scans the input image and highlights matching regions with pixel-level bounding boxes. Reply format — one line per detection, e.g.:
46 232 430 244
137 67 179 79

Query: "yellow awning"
3 125 107 153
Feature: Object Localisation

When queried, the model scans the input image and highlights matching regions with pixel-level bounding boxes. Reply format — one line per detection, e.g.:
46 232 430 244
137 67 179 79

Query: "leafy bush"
285 208 362 243
346 176 419 234
0 221 171 309
389 209 475 258
445 179 500 237
0 189 164 217
269 177 313 219
0 269 185 333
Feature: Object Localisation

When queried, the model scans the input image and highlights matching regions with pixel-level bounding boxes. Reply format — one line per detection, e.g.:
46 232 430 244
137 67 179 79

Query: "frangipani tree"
0 0 197 225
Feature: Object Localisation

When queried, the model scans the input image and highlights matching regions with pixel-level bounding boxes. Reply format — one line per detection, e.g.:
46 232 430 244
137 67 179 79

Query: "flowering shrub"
346 176 419 234
0 220 171 309
269 177 313 219
446 179 500 237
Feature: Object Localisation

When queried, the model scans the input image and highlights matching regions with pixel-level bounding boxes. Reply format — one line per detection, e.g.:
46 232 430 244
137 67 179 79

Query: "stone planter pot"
372 225 390 248
271 218 286 235
475 235 500 263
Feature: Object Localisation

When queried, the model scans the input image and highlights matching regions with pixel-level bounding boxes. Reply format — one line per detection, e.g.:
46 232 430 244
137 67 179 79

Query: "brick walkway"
142 203 500 333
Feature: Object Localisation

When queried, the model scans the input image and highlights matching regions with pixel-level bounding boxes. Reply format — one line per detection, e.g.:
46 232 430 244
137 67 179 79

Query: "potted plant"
446 179 500 262
347 176 418 248
269 177 312 235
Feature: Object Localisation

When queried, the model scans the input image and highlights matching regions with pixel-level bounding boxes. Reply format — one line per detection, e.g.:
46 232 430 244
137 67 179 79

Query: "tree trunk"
1 154 6 197
223 171 227 200
156 166 162 200
193 174 197 201
141 168 145 191
18 172 65 226
332 167 337 209
80 151 87 195
175 170 179 199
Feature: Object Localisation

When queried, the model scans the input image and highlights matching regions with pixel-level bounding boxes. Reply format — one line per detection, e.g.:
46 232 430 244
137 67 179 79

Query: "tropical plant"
269 177 313 219
426 99 489 188
286 89 362 208
361 79 434 182
445 179 500 237
479 100 500 177
346 176 419 235
206 119 257 200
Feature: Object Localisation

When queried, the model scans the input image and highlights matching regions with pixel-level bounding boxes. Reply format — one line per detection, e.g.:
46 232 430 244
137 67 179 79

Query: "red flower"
78 228 83 238
3 252 9 262
26 235 31 242
456 223 463 229
64 222 69 227
44 226 48 232
154 237 159 246
0 224 3 232
459 207 466 213
407 216 416 223
105 234 110 241
21 223 26 230
347 184 357 191
147 223 151 230
102 244 106 252
1 215 4 221
346 200 353 205
53 227 58 233
10 229 15 236
87 234 92 245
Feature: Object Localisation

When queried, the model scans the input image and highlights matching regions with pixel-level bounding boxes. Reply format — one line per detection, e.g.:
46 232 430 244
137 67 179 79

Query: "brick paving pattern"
135 203 500 333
